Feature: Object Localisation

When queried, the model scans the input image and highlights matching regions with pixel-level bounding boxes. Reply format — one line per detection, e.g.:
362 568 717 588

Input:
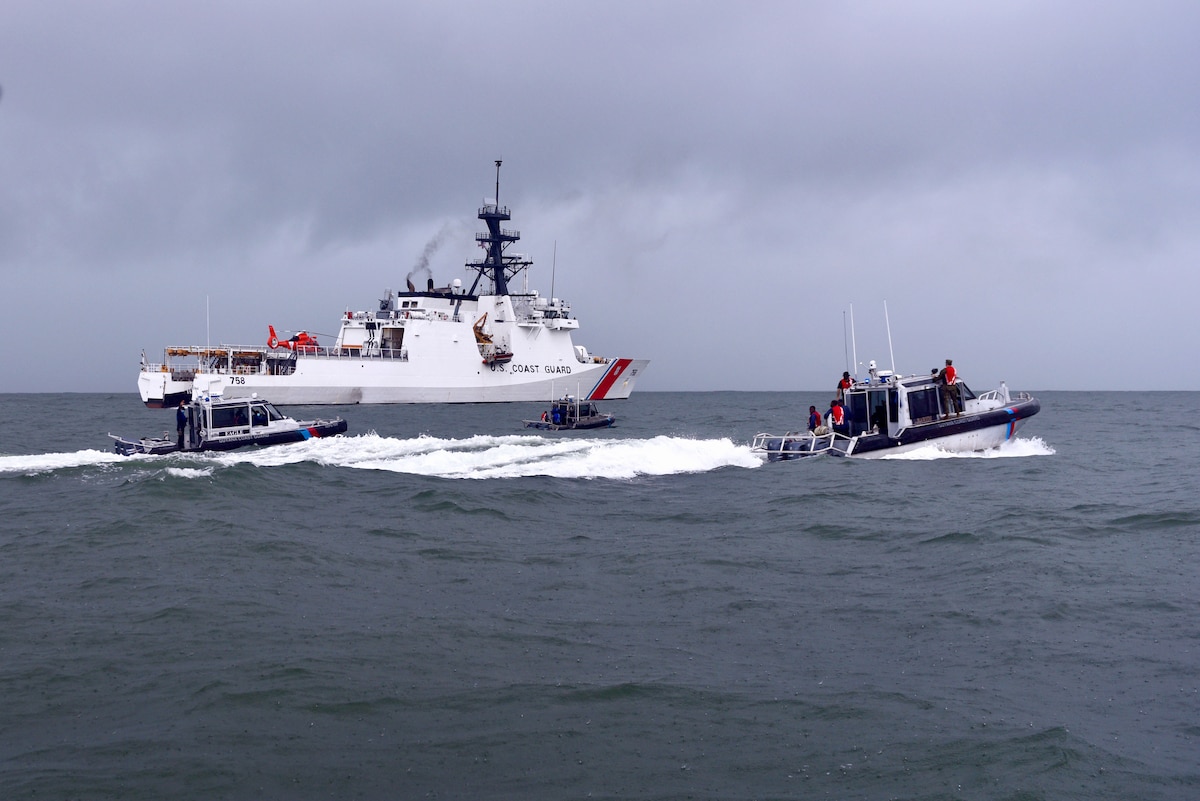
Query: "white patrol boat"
752 366 1040 460
110 394 347 455
137 162 649 407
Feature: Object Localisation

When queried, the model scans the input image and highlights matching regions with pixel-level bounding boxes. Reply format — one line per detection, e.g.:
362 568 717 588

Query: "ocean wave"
2 433 1052 478
164 467 214 479
2 434 762 481
879 436 1055 461
233 432 764 479
0 448 124 475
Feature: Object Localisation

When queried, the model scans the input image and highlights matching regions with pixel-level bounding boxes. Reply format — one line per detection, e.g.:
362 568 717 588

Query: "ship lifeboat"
483 351 514 365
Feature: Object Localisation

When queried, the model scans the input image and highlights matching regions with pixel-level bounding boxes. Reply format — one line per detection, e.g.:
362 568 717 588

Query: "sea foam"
213 432 762 479
879 435 1055 461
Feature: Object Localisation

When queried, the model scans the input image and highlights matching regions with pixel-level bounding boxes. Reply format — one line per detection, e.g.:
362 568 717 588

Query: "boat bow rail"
976 387 1032 405
751 431 854 459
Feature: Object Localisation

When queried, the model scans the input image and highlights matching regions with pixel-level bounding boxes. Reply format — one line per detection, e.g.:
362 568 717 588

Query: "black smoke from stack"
406 223 455 293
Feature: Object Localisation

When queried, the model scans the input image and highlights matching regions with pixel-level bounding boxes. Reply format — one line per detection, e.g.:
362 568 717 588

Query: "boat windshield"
251 403 269 427
210 404 250 429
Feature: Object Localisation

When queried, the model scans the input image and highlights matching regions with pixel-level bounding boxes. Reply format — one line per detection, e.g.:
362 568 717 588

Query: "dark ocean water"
1 391 1197 800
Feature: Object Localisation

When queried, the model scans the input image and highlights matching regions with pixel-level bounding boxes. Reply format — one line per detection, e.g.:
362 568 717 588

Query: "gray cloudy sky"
2 1 1198 393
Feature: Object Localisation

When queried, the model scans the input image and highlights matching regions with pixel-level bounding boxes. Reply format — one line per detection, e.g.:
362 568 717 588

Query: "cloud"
1 1 1198 392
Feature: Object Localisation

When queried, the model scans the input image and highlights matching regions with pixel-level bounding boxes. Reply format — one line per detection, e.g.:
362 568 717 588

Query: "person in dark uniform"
176 400 188 449
807 405 821 432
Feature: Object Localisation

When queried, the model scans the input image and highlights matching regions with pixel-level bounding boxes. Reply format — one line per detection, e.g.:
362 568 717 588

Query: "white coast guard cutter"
137 162 649 406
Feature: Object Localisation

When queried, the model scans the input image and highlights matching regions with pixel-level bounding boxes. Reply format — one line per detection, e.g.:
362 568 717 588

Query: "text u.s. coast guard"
492 363 573 374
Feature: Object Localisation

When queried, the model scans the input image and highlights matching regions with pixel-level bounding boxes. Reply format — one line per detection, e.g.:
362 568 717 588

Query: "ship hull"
140 355 648 406
844 399 1039 458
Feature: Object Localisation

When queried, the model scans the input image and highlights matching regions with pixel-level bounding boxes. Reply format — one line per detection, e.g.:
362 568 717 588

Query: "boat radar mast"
465 160 532 297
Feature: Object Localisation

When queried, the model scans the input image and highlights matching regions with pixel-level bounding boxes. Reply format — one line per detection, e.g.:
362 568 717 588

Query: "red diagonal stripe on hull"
587 358 632 400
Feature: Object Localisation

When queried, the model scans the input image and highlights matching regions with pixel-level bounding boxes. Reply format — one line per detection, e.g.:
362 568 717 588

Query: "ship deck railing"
975 388 1032 403
143 347 410 374
751 430 854 458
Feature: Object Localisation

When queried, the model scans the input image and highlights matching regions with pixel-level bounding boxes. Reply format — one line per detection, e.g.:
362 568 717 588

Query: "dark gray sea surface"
1 391 1196 800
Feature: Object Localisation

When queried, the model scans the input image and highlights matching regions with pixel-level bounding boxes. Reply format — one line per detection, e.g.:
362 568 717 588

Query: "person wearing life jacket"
836 371 853 401
936 358 960 418
807 405 821 432
826 399 848 434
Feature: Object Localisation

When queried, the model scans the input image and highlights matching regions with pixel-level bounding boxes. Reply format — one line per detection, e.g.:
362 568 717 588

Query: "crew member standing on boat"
937 359 960 418
176 400 187 449
836 371 853 401
826 399 848 435
807 405 821 432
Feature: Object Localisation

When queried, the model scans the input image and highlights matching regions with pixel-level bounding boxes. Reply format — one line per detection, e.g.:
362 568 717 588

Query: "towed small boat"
110 394 347 455
524 395 615 431
753 374 1039 460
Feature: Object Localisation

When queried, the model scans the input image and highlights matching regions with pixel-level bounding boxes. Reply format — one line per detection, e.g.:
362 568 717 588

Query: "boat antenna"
884 300 896 374
850 304 859 380
206 295 210 350
842 310 850 376
466 160 517 296
550 240 557 301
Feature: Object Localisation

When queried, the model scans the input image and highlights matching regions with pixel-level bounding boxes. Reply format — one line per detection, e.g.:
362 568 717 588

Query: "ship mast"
466 160 530 296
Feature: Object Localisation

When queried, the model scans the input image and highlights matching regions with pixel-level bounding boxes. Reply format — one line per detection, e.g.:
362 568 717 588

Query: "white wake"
1 434 762 480
878 436 1055 460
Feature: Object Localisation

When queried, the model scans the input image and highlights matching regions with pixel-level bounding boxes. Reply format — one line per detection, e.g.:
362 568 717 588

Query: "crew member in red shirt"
826 399 848 434
937 359 960 418
836 371 853 401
